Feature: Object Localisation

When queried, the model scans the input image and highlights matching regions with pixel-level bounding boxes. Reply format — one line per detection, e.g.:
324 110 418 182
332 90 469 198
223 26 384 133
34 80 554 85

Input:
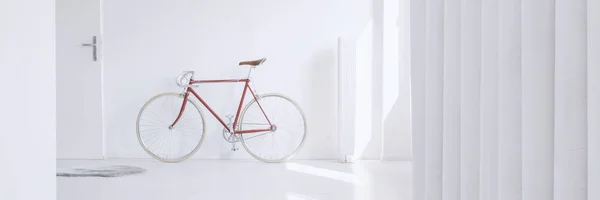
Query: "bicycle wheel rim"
239 94 307 163
136 92 206 163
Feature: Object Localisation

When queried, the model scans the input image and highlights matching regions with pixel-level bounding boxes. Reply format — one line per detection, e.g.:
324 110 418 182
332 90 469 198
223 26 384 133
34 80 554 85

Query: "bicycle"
136 58 307 163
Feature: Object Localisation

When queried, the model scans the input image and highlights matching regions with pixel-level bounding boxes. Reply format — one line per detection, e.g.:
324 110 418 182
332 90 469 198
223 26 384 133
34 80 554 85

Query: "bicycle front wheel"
239 94 307 163
136 92 206 163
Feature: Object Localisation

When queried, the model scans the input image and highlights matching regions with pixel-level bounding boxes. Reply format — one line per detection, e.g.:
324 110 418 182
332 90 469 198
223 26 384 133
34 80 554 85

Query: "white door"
56 0 103 159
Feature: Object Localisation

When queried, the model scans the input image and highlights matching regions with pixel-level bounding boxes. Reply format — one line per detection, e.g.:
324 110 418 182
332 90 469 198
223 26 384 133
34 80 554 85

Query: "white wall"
102 0 380 159
0 1 56 199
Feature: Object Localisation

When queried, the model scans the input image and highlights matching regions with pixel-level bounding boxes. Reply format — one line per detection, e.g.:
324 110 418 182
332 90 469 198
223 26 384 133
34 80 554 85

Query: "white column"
588 0 600 199
0 0 56 200
411 0 428 199
425 0 444 199
554 0 588 199
521 0 555 199
442 0 461 199
459 1 481 200
479 0 499 200
498 0 522 199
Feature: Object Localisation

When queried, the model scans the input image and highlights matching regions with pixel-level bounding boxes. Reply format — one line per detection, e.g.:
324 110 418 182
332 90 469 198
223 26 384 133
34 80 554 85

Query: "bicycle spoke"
140 116 167 126
155 132 170 153
147 132 167 152
167 131 173 159
170 96 176 122
146 110 170 125
174 126 203 133
178 129 200 141
141 128 163 136
162 96 170 121
143 130 165 146
139 127 166 133
140 130 163 138
139 124 164 127
278 129 295 151
179 131 200 147
272 134 283 155
157 131 171 158
239 95 306 162
137 93 205 162
143 133 164 146
177 116 202 126
241 122 270 125
243 132 271 140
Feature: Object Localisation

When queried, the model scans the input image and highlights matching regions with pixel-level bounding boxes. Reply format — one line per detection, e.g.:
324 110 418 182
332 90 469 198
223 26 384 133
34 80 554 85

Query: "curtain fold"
588 0 600 199
521 0 555 199
441 0 461 198
410 0 591 199
554 0 588 199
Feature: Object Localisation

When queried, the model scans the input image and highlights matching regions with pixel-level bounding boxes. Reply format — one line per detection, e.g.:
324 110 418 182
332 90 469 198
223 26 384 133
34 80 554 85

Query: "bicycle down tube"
169 78 273 134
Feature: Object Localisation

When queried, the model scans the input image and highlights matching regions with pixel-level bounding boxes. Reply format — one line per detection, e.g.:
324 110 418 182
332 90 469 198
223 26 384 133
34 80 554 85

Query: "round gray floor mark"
57 165 147 177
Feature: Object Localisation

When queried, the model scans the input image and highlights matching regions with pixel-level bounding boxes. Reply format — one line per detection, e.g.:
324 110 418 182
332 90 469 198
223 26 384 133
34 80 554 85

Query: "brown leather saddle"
239 58 267 66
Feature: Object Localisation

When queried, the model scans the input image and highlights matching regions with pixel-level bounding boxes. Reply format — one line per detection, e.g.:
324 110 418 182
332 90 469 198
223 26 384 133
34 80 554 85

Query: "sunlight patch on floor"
287 193 318 200
285 163 363 185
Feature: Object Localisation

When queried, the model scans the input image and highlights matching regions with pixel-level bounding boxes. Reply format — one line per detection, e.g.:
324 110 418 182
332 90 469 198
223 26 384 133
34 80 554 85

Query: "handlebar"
176 71 195 88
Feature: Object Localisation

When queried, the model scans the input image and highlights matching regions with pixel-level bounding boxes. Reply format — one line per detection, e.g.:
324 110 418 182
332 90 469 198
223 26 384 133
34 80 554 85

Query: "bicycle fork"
169 90 190 129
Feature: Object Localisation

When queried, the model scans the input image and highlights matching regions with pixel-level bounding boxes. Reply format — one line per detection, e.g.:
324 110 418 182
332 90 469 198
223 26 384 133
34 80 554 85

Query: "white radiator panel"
337 37 357 162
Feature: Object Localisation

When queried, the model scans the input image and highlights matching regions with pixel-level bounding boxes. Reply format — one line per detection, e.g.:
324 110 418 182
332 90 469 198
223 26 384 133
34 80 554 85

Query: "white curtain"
589 1 600 200
410 0 599 199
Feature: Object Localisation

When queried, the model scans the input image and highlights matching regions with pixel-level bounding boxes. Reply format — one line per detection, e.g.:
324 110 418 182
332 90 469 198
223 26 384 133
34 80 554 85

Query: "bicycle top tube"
190 79 248 84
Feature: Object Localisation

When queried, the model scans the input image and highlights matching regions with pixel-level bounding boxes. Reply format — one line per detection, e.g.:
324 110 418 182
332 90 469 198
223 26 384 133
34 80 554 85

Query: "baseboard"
338 155 354 163
97 156 341 161
57 158 105 160
67 155 411 161
381 155 412 161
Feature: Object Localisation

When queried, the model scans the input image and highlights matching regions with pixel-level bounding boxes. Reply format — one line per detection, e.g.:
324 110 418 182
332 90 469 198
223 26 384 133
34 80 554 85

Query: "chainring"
222 124 241 143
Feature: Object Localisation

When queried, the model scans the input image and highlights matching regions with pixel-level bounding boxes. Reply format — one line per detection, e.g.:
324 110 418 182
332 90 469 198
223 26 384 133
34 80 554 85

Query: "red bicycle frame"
170 78 273 134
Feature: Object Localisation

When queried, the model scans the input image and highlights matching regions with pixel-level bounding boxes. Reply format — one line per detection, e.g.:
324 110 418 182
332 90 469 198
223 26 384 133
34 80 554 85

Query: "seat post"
246 67 256 79
246 67 259 96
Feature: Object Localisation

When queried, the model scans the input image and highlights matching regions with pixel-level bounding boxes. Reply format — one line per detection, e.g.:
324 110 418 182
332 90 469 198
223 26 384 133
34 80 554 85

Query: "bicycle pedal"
231 143 239 152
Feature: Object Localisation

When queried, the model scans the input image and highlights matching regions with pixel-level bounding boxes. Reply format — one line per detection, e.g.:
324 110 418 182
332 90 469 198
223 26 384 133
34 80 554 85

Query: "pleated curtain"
410 0 600 199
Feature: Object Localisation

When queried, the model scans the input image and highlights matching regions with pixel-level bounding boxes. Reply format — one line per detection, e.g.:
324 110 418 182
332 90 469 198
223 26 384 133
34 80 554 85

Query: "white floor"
57 159 412 200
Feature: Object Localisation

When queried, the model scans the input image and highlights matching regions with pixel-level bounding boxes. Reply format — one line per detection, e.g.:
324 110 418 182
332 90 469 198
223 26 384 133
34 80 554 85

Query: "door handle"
81 36 97 61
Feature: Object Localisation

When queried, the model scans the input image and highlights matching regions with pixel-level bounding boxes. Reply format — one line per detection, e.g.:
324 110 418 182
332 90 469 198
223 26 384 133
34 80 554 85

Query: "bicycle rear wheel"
136 92 206 163
238 93 307 163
